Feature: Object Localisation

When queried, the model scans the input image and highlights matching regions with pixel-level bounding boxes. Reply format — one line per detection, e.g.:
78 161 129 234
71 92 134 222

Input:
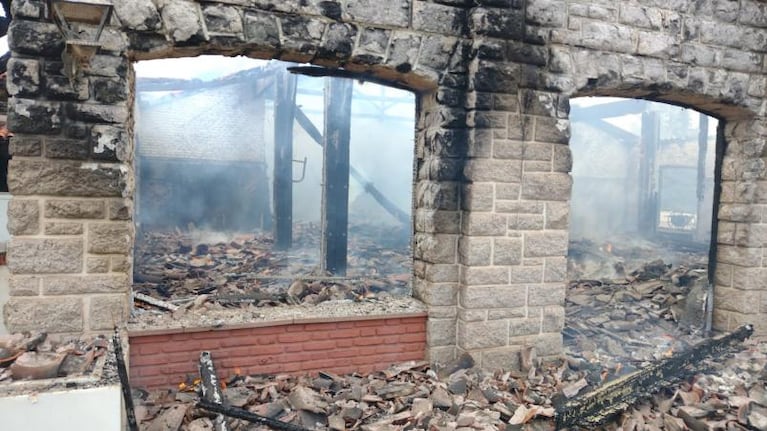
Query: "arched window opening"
566 97 719 379
132 56 416 311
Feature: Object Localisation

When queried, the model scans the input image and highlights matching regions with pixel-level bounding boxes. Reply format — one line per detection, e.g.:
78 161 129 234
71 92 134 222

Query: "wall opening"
132 56 417 314
565 97 720 380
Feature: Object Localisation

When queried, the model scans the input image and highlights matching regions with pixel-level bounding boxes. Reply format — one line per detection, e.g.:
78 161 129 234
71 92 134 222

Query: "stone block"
462 212 507 236
464 159 522 183
243 10 280 47
89 294 129 331
496 200 544 214
415 209 461 234
471 60 521 93
9 160 124 197
111 256 131 273
545 202 569 229
4 297 83 333
487 308 526 320
457 320 507 350
9 99 61 134
45 199 106 219
496 183 521 200
509 266 543 283
414 233 457 264
387 31 421 72
719 204 761 222
541 306 565 332
493 140 523 160
8 238 83 274
544 257 567 282
113 0 162 31
65 103 129 124
415 181 459 211
43 275 129 295
413 280 457 306
529 332 563 356
460 285 527 309
459 309 487 322
87 257 110 273
44 222 84 236
9 136 42 156
7 199 40 235
429 306 457 320
8 20 62 56
108 199 132 221
11 0 46 19
715 286 760 314
46 138 89 159
462 266 509 285
481 347 521 371
459 237 492 266
494 238 522 265
524 231 568 258
203 4 243 35
508 318 540 337
470 7 524 40
161 0 205 42
414 2 465 36
7 58 40 97
428 318 456 347
528 283 565 306
344 0 409 28
534 117 570 144
427 346 456 365
521 172 572 201
88 223 131 254
732 267 767 290
717 245 762 267
44 75 90 101
92 78 129 106
8 275 40 296
461 183 494 211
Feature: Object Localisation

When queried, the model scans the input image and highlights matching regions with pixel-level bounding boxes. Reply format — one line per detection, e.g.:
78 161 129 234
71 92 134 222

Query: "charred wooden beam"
113 330 139 431
294 107 409 226
197 399 312 431
199 351 230 431
321 77 353 275
555 324 754 430
273 69 298 250
288 66 414 92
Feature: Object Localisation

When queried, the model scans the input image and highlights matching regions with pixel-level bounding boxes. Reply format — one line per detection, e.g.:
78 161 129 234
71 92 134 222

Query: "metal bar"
273 68 297 250
113 330 139 431
555 324 754 430
197 400 312 431
294 107 409 225
321 77 353 275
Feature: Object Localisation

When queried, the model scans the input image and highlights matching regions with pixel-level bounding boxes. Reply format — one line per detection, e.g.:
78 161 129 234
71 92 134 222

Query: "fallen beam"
555 324 754 430
197 399 312 431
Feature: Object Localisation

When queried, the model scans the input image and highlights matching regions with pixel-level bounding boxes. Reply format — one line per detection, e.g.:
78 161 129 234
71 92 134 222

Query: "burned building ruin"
3 0 767 377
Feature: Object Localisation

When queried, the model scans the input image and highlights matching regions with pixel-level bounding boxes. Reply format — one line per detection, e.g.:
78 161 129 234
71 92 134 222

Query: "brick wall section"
129 315 427 390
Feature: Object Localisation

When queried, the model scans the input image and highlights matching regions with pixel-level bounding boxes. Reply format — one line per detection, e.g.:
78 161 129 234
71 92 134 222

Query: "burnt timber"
555 324 754 429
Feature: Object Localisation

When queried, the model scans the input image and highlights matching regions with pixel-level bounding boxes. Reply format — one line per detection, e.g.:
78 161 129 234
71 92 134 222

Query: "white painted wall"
0 386 124 430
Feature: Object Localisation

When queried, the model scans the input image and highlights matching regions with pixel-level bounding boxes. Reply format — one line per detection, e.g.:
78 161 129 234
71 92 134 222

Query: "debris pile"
565 259 710 380
0 332 108 382
133 223 411 310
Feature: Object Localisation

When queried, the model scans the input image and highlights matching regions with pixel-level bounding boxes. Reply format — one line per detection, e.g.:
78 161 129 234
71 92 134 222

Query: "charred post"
199 351 230 431
273 68 298 250
638 110 660 237
555 324 754 430
321 77 353 275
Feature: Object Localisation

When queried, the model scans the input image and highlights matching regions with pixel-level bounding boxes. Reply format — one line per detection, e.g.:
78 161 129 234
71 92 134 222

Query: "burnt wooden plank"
199 351 230 431
273 69 297 250
321 77 353 275
555 324 754 430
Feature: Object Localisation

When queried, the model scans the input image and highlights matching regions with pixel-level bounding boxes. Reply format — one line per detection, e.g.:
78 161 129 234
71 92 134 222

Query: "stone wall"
3 0 767 370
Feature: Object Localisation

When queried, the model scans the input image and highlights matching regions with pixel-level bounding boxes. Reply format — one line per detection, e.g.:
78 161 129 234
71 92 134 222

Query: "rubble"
0 332 108 383
133 223 412 311
133 254 765 431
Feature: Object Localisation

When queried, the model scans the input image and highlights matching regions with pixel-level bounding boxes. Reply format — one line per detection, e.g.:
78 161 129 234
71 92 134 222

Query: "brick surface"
129 316 427 389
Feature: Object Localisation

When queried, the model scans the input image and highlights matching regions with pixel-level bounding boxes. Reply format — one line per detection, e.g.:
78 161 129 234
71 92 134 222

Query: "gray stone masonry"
4 0 767 368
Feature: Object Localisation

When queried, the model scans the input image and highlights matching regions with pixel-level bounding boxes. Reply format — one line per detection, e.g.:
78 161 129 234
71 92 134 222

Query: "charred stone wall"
3 0 767 369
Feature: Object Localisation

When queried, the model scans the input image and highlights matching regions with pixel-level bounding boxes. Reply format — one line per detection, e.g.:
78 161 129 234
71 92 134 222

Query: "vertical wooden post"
321 77 353 275
273 69 297 250
638 110 660 237
695 113 709 242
